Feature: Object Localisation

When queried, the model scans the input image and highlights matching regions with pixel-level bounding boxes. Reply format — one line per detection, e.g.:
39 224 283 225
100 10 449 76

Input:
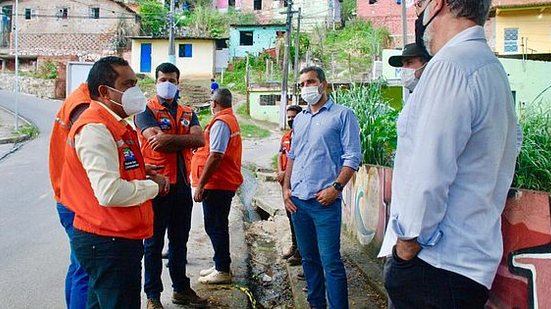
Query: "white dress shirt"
74 101 158 207
378 26 519 289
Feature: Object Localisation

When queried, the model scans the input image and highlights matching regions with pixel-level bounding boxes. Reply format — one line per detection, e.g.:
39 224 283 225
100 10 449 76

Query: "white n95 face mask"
108 86 147 116
301 86 323 105
156 81 179 100
400 68 419 92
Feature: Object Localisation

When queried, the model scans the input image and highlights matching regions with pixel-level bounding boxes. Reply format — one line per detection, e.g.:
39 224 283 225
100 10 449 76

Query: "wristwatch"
332 181 344 192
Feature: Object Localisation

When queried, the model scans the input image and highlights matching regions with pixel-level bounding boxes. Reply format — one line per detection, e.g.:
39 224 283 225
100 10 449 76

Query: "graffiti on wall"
342 165 551 309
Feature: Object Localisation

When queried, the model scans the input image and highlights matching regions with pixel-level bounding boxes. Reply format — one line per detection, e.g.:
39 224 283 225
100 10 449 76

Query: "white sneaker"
199 266 216 277
198 270 232 284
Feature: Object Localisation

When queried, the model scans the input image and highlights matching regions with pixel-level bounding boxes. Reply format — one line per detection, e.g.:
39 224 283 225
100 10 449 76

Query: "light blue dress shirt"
288 99 362 200
378 26 519 289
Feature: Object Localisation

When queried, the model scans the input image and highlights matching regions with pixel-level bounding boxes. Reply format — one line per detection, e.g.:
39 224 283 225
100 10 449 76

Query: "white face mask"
422 3 435 56
156 81 179 100
301 86 323 105
108 86 147 116
401 68 419 92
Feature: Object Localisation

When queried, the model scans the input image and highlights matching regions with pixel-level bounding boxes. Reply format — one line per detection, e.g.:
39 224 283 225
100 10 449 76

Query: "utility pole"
168 0 176 64
279 0 298 130
14 0 19 131
292 8 301 106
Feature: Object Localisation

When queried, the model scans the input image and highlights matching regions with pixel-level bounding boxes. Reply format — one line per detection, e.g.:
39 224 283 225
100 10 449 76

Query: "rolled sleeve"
340 109 362 170
75 123 159 207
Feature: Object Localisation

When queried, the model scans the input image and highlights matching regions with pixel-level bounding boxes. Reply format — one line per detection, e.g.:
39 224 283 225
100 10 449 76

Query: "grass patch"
236 103 249 118
240 123 270 139
15 125 39 139
197 109 213 128
271 154 279 171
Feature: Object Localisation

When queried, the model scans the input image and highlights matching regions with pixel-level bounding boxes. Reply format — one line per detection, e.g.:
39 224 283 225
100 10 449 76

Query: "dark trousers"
71 229 143 309
202 189 235 272
384 253 489 309
144 182 193 299
286 209 298 248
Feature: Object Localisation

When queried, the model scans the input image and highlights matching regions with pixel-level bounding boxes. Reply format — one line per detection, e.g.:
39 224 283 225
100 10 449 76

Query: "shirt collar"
157 95 177 108
93 100 132 126
441 25 486 50
305 98 334 114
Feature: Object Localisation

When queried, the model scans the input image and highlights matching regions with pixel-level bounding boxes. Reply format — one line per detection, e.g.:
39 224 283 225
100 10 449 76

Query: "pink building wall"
357 0 416 47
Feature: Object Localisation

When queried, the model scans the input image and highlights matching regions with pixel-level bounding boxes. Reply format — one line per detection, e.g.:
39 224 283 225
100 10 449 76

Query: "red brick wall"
357 0 416 47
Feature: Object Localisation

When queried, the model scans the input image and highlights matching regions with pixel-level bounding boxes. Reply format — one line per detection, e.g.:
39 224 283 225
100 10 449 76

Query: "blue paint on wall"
229 25 287 59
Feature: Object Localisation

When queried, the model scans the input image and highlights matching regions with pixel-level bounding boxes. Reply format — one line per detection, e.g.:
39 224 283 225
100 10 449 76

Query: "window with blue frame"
504 28 518 53
179 44 192 58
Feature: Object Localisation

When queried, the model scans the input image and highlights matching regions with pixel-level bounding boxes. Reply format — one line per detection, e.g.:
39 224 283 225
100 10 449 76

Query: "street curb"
0 105 34 145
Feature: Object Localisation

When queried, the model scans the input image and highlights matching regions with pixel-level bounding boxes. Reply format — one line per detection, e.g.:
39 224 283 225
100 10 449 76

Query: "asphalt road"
0 90 65 308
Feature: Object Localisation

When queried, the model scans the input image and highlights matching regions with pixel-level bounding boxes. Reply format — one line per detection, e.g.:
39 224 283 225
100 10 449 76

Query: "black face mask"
287 120 294 129
415 1 439 56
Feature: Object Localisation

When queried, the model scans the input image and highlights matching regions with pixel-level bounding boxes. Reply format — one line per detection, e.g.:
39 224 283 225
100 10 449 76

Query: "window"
504 28 518 53
24 8 32 20
259 94 280 106
89 7 100 19
215 39 228 50
57 7 68 19
240 31 253 46
283 0 288 7
179 44 192 58
229 0 235 7
254 0 262 10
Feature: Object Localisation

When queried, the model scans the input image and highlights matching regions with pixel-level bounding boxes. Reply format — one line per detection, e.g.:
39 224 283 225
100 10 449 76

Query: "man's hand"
148 132 173 151
394 239 422 261
283 188 297 213
194 186 205 203
145 164 163 176
315 186 339 206
150 174 170 196
276 171 285 185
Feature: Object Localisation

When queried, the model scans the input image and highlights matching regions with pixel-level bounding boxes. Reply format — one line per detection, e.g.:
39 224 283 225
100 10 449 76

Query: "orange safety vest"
280 130 292 171
137 96 194 184
48 83 91 202
191 108 243 191
60 103 153 240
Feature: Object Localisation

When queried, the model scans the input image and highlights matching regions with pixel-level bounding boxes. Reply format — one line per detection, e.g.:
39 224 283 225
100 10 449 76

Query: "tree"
138 0 169 36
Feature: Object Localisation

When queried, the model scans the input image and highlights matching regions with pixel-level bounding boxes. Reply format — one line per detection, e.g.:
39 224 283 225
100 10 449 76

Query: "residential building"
0 0 140 60
490 0 551 55
229 24 286 59
357 0 416 48
130 36 221 79
215 0 342 30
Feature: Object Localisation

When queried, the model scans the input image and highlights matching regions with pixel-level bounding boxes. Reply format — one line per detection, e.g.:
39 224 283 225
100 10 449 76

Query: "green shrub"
332 82 398 167
513 101 551 192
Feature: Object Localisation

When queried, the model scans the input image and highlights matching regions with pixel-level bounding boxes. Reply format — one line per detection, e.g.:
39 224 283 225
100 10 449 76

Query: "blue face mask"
156 81 178 100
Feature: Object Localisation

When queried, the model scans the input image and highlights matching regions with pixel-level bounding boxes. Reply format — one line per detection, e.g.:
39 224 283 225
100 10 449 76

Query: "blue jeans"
291 197 348 309
56 202 89 309
144 182 193 299
202 189 235 272
384 250 489 308
72 229 143 309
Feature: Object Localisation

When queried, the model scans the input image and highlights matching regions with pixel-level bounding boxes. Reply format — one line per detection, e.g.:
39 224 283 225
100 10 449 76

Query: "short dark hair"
446 0 491 26
155 62 180 81
299 66 326 83
87 56 129 100
211 78 215 82
286 105 302 113
213 88 232 108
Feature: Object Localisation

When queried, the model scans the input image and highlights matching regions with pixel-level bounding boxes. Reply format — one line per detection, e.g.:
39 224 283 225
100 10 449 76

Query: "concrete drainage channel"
239 168 295 308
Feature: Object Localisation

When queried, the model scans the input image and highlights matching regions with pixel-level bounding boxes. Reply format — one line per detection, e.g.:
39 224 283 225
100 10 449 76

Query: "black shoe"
282 246 297 259
287 251 302 266
173 288 208 307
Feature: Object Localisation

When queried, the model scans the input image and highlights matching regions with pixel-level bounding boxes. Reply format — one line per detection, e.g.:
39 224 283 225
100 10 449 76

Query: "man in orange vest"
60 56 169 309
191 88 243 284
277 104 303 267
49 83 91 309
135 63 207 309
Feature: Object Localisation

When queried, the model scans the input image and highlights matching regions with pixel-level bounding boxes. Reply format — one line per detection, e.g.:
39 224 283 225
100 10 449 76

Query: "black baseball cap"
388 43 431 68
